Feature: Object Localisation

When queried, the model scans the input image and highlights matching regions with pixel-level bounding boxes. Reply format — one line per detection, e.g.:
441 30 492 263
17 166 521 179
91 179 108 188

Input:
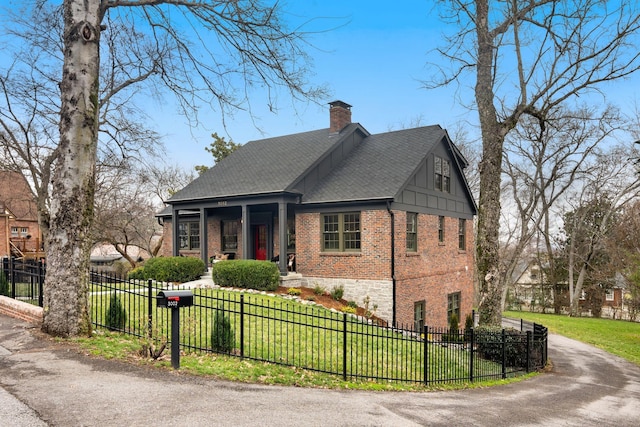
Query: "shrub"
347 300 358 309
0 270 8 296
211 307 235 353
341 306 356 314
211 260 279 291
443 313 462 343
287 287 301 296
475 326 528 368
330 285 344 301
129 257 205 283
128 266 146 280
105 292 127 331
313 283 325 295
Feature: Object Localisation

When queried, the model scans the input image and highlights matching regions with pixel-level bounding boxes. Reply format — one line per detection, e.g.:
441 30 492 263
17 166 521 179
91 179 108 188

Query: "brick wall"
0 295 43 325
394 212 475 328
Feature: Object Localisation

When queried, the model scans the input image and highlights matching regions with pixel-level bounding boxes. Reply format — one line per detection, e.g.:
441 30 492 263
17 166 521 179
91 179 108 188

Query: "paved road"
1 314 639 426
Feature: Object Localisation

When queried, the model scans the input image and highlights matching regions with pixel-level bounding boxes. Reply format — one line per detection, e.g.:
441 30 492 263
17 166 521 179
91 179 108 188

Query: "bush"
105 292 127 331
128 257 206 283
313 283 325 295
341 306 356 314
443 313 462 343
475 326 528 368
330 285 344 301
287 287 301 296
211 260 279 291
0 270 9 296
211 307 235 353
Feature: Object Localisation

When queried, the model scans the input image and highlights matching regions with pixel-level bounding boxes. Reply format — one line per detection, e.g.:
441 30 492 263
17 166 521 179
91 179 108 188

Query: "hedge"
211 260 279 291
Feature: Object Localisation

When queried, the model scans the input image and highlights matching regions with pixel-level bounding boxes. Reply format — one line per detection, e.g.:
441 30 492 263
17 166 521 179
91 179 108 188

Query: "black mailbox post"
157 290 193 369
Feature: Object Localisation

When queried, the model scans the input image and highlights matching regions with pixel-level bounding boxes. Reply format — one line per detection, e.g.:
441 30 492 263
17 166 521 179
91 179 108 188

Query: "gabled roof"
302 125 446 204
166 120 475 215
168 124 364 202
0 171 38 221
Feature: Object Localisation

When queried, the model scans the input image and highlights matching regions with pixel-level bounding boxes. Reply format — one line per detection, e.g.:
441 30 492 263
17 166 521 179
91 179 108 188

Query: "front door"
253 224 267 260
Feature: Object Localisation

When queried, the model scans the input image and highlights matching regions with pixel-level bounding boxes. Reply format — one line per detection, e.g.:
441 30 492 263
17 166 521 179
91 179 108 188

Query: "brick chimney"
329 100 352 133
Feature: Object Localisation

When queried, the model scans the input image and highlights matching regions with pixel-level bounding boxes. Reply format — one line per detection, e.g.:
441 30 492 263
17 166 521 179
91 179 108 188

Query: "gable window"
322 212 360 252
438 216 445 243
222 220 238 252
447 292 461 324
435 156 451 193
179 221 200 250
458 218 466 251
406 212 417 252
414 300 425 333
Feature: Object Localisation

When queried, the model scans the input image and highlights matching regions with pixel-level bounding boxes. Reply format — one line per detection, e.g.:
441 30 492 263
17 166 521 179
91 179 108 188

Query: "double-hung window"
458 218 466 251
435 156 451 193
179 221 200 250
222 220 238 252
322 212 360 252
406 213 417 252
447 292 461 323
438 216 445 243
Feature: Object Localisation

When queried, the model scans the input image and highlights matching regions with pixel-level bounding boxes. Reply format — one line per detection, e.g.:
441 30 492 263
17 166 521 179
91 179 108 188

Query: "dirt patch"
275 286 386 326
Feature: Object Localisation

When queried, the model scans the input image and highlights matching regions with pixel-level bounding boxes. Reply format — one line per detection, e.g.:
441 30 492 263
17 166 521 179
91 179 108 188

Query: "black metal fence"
1 257 44 306
2 257 548 385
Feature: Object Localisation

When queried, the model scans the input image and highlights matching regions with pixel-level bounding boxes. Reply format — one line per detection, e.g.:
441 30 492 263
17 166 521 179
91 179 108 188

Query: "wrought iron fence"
1 257 44 306
2 257 548 385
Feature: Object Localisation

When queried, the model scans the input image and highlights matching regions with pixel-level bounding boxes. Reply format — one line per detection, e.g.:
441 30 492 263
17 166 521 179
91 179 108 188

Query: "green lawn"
504 311 640 366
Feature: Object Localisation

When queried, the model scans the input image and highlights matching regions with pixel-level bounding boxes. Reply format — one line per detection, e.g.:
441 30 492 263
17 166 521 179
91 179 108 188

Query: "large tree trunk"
474 0 507 326
42 0 102 337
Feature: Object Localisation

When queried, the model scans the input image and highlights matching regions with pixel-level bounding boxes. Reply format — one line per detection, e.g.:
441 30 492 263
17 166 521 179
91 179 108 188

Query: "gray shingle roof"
167 124 447 205
302 126 445 203
168 125 360 202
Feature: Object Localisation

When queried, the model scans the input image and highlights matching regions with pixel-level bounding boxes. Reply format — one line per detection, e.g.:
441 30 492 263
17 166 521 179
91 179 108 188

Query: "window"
458 218 466 250
438 216 445 243
222 220 238 252
287 217 296 251
447 292 461 323
406 213 417 252
10 227 18 237
435 156 451 193
322 212 360 252
178 221 200 250
414 300 425 333
605 289 614 301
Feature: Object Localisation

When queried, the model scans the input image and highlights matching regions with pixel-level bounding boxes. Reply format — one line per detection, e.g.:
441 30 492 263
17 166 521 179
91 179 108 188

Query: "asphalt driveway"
1 314 639 426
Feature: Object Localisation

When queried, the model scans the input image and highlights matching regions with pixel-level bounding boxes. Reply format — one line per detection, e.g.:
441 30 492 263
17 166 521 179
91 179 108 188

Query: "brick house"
160 101 477 328
0 171 44 259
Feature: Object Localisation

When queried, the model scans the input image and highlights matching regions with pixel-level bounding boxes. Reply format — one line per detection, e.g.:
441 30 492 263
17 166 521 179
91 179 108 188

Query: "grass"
71 330 536 391
504 311 640 366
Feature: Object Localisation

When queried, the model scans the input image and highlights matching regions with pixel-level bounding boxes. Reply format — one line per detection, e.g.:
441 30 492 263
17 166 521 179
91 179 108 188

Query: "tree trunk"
474 0 506 326
42 0 102 337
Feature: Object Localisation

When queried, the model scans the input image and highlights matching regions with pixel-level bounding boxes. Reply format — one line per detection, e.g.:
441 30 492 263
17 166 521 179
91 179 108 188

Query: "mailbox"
157 290 194 308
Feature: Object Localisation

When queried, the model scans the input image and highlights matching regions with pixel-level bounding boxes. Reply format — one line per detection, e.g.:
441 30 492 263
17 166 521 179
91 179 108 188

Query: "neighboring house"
159 101 477 328
0 171 44 259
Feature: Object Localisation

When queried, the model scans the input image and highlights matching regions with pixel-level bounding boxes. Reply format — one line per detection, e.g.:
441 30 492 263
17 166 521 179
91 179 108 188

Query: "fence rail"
2 257 548 385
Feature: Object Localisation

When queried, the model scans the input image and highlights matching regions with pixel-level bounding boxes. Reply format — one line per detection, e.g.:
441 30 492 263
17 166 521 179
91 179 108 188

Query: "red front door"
254 224 267 260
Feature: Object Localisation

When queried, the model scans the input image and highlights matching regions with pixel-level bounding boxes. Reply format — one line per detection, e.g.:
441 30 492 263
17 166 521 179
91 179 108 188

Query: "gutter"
386 201 396 326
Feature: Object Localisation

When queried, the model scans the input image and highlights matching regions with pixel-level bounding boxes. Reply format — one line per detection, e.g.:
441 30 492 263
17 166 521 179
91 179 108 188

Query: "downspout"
386 202 396 326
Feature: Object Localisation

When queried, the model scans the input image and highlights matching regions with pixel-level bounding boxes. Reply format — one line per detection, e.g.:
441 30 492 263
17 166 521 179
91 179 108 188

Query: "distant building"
0 171 44 259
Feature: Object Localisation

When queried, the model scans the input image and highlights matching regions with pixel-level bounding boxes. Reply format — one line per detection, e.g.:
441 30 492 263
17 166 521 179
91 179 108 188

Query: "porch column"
200 207 208 265
278 201 287 275
171 208 180 256
241 204 249 260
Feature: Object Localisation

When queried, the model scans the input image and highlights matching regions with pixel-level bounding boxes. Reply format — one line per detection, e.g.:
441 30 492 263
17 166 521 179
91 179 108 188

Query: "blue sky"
153 0 476 170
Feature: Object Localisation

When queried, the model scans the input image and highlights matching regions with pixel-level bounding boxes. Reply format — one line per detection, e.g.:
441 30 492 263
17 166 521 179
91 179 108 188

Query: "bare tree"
500 105 622 310
560 146 640 316
429 0 640 325
36 0 322 336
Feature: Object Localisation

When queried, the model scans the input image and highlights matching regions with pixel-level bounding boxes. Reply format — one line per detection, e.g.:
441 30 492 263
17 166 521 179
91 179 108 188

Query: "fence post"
38 259 44 307
526 330 532 373
10 256 15 299
240 294 245 357
501 328 507 379
469 327 475 382
147 279 153 339
423 325 429 385
342 313 347 381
